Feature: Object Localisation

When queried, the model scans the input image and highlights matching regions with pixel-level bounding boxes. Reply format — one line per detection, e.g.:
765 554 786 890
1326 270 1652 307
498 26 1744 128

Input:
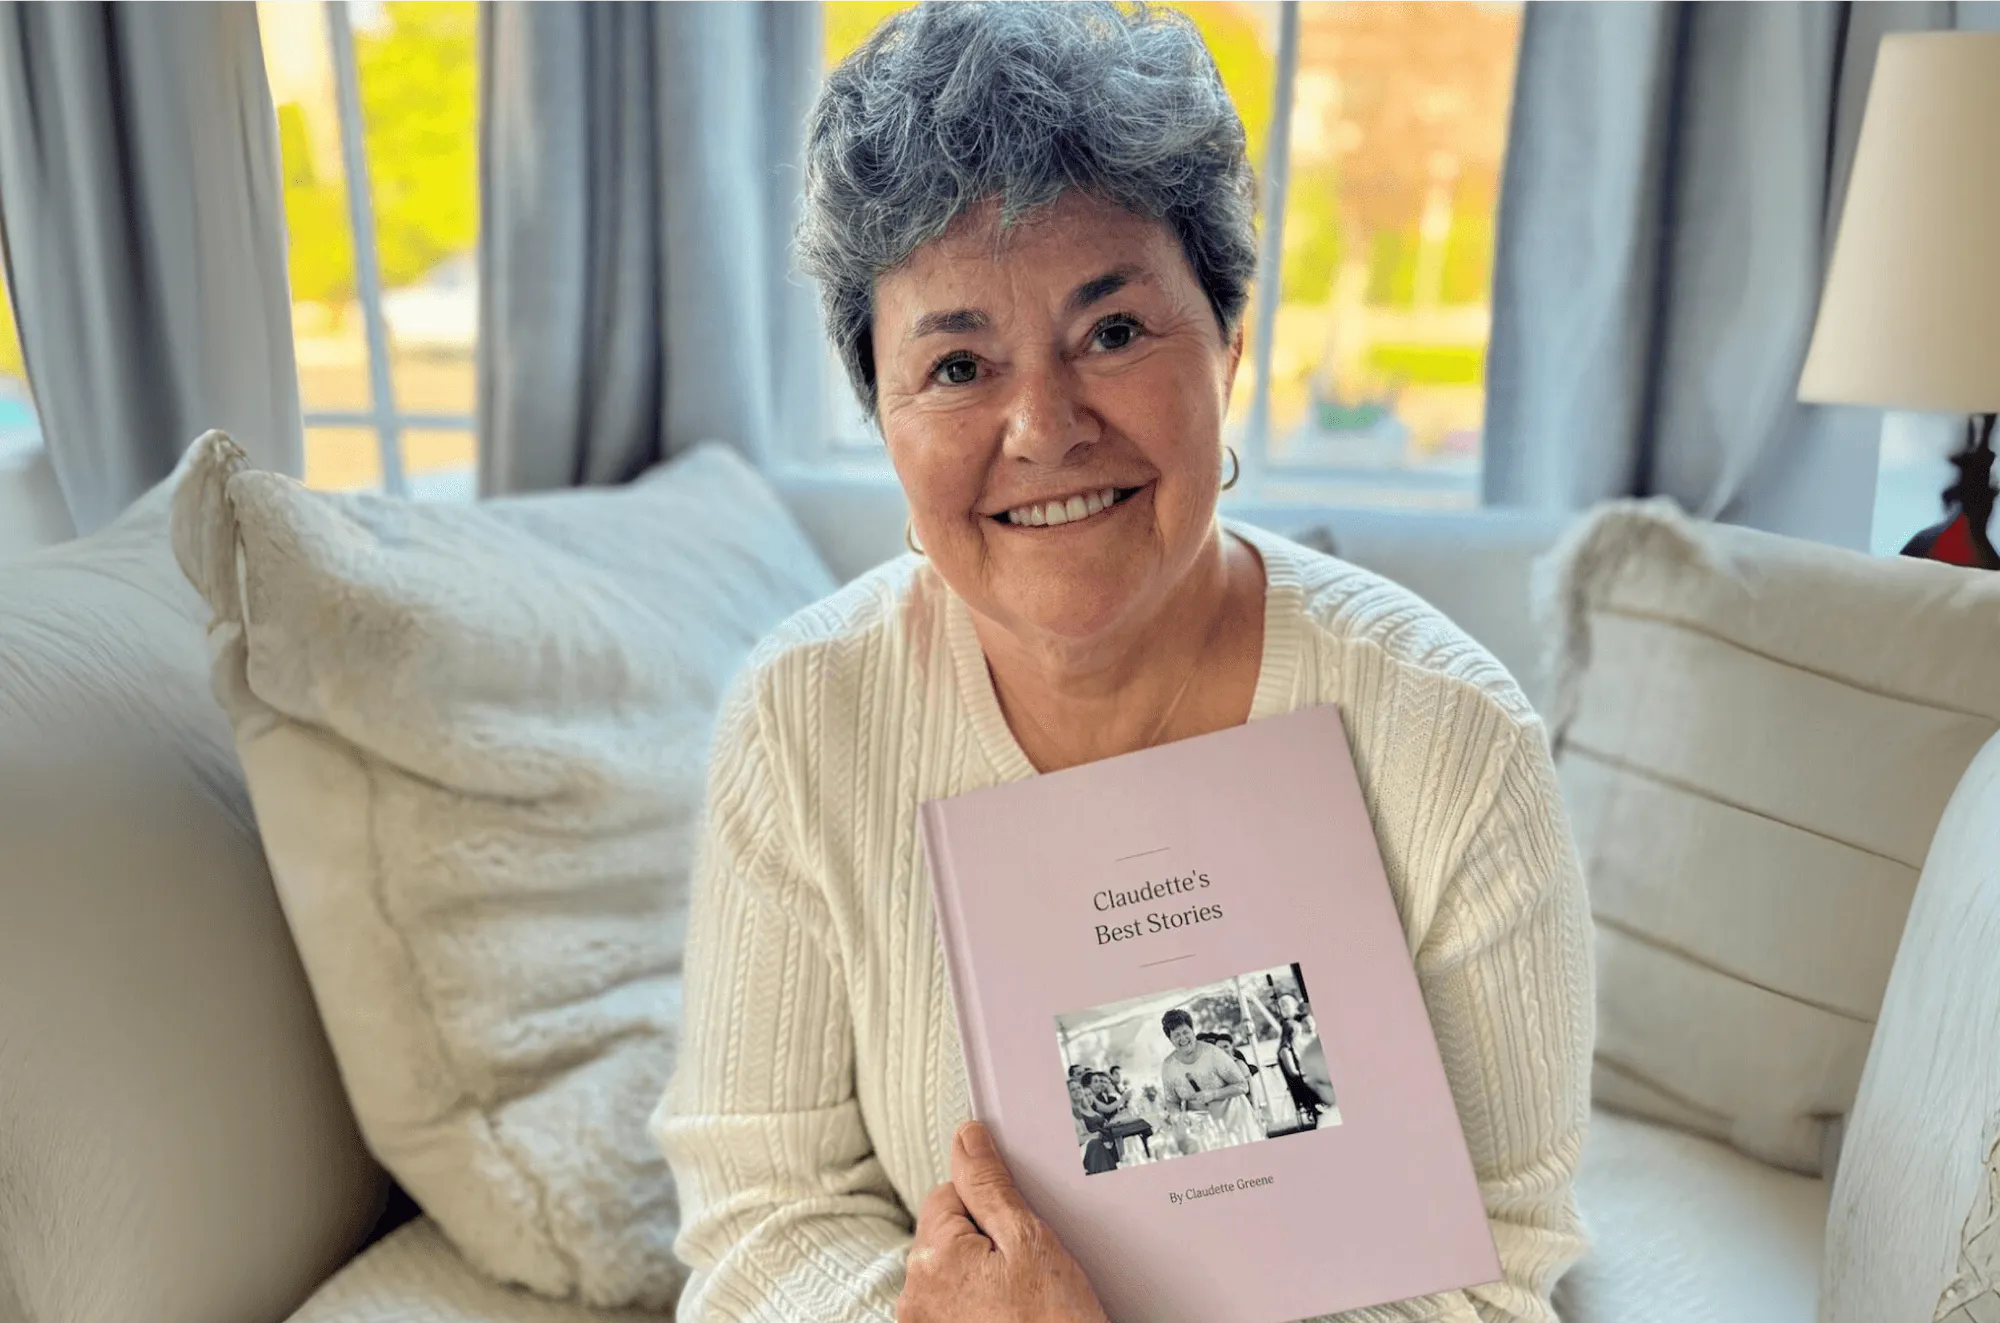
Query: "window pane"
1162 3 1278 437
403 427 475 485
304 424 383 492
302 425 473 496
260 0 370 420
405 429 478 502
1871 412 1959 556
353 0 479 422
825 1 914 65
1268 2 1522 504
0 263 39 458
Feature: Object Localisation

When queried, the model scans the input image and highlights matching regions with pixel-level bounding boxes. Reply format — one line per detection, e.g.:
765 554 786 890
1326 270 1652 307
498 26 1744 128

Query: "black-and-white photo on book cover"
1054 961 1342 1176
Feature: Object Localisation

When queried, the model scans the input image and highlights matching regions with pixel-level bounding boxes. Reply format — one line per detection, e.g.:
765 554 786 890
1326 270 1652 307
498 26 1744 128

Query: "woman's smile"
988 481 1150 531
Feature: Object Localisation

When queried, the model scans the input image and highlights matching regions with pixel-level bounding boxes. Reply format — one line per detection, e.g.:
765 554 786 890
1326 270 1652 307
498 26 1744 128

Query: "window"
1870 412 1963 557
259 0 479 500
817 1 1524 510
0 263 37 464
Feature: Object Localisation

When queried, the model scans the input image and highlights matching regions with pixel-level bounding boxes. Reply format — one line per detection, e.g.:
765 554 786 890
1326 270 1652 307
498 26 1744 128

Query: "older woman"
652 5 1591 1323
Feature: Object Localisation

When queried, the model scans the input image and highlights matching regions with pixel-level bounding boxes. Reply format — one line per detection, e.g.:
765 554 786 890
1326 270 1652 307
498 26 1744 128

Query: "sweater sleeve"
1341 720 1594 1323
651 672 911 1323
1440 723 1593 1323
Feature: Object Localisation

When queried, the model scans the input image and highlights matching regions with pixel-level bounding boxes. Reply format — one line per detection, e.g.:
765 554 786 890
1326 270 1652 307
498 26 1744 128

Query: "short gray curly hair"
797 1 1259 418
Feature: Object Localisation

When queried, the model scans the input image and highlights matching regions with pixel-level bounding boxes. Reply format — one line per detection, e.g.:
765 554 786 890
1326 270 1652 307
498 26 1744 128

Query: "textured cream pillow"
169 432 836 1309
1538 499 2000 1175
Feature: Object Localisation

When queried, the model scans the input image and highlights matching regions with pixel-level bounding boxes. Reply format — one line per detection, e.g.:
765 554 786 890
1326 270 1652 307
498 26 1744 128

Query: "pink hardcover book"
920 703 1500 1323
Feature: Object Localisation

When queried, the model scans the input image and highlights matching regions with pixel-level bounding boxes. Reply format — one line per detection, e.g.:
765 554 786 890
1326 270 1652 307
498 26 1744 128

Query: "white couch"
0 464 1989 1323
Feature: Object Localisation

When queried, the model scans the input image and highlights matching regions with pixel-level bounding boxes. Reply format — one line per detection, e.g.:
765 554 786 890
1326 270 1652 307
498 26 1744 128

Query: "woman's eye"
932 355 979 386
1091 316 1143 352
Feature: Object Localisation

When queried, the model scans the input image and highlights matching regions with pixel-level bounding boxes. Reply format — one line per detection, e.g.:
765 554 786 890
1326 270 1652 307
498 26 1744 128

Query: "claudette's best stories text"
1092 871 1223 945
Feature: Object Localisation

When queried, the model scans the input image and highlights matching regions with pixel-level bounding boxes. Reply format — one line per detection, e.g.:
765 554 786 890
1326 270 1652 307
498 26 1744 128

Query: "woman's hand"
1185 1088 1211 1109
899 1121 1111 1323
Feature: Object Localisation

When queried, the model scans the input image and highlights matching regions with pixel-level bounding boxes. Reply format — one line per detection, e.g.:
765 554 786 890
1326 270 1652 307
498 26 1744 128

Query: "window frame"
310 0 1496 507
310 0 474 498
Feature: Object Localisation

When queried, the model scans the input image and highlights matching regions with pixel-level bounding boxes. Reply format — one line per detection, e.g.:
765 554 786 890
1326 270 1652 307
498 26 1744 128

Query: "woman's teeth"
1002 487 1129 527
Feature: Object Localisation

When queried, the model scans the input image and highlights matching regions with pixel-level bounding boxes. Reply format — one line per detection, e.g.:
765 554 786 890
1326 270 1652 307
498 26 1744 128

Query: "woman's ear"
1221 322 1247 405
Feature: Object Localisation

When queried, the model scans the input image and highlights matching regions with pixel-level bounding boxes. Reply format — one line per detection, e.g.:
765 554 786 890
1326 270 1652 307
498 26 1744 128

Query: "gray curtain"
478 1 822 495
1483 2 1960 548
0 2 304 536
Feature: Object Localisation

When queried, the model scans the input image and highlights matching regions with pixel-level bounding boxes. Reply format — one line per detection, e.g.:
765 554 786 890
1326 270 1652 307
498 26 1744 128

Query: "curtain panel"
477 1 822 495
0 1 303 535
1483 1 1963 548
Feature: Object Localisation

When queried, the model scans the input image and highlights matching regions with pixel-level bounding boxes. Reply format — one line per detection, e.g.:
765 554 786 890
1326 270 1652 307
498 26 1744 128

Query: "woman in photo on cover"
653 4 1592 1321
1199 1028 1260 1082
1158 1010 1263 1152
1074 1071 1122 1176
1066 1067 1094 1148
1275 992 1328 1127
1272 999 1336 1135
1083 1069 1134 1130
1106 1065 1133 1112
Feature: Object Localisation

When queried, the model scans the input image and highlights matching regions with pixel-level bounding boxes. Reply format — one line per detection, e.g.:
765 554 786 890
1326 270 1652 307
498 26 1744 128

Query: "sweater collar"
941 519 1309 783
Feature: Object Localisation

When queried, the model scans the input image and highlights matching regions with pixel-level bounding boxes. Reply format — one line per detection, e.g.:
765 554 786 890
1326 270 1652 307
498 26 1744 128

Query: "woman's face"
872 192 1244 643
1168 1022 1196 1050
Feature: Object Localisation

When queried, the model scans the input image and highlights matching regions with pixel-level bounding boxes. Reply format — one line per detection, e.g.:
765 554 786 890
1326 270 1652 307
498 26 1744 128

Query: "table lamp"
1799 32 2000 568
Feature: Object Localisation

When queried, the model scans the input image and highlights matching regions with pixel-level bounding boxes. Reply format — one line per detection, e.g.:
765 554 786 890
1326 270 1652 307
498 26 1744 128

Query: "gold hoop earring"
904 519 925 557
1220 445 1240 493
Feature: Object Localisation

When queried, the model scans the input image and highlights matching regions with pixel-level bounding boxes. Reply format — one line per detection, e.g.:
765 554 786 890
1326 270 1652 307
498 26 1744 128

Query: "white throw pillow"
1537 498 2000 1175
169 432 837 1309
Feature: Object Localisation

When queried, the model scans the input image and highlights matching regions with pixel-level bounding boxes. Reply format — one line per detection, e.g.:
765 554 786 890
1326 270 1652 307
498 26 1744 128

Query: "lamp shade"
1798 33 2000 414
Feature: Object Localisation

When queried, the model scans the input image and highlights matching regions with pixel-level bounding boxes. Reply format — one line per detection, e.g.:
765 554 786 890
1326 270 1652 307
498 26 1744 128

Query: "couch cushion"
0 463 381 1323
0 435 71 561
171 433 837 1310
320 1120 1822 1323
1825 726 2000 1323
1539 499 2000 1173
1558 1109 1827 1323
285 1219 664 1323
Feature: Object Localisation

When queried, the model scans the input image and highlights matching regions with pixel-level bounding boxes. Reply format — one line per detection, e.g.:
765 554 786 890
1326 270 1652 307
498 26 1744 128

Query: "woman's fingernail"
957 1120 995 1159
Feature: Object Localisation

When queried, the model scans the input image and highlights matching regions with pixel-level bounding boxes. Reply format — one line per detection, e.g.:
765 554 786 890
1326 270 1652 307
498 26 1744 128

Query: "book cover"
920 703 1500 1323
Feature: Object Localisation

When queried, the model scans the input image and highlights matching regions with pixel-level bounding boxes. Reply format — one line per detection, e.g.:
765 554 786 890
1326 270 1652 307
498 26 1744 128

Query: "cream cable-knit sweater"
652 522 1593 1323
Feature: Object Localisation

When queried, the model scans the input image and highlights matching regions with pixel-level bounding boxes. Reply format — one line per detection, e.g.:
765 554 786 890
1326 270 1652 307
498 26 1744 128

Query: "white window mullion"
1242 0 1300 502
323 0 406 497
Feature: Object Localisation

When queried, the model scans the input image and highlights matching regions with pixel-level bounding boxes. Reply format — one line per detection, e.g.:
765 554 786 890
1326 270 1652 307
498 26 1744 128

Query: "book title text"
1092 871 1223 945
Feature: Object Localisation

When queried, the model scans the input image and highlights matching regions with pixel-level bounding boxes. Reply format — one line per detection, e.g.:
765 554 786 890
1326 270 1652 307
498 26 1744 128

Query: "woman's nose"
1000 358 1098 464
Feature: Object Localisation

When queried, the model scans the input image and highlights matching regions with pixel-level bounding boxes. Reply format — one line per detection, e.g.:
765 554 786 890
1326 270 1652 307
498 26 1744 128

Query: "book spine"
919 802 998 1122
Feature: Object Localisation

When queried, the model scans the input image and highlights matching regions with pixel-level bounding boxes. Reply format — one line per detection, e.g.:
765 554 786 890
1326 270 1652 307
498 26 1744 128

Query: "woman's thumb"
951 1121 1036 1250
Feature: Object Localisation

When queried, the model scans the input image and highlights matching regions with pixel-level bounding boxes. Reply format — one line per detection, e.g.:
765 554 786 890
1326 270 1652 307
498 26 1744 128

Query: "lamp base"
1902 413 1998 570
